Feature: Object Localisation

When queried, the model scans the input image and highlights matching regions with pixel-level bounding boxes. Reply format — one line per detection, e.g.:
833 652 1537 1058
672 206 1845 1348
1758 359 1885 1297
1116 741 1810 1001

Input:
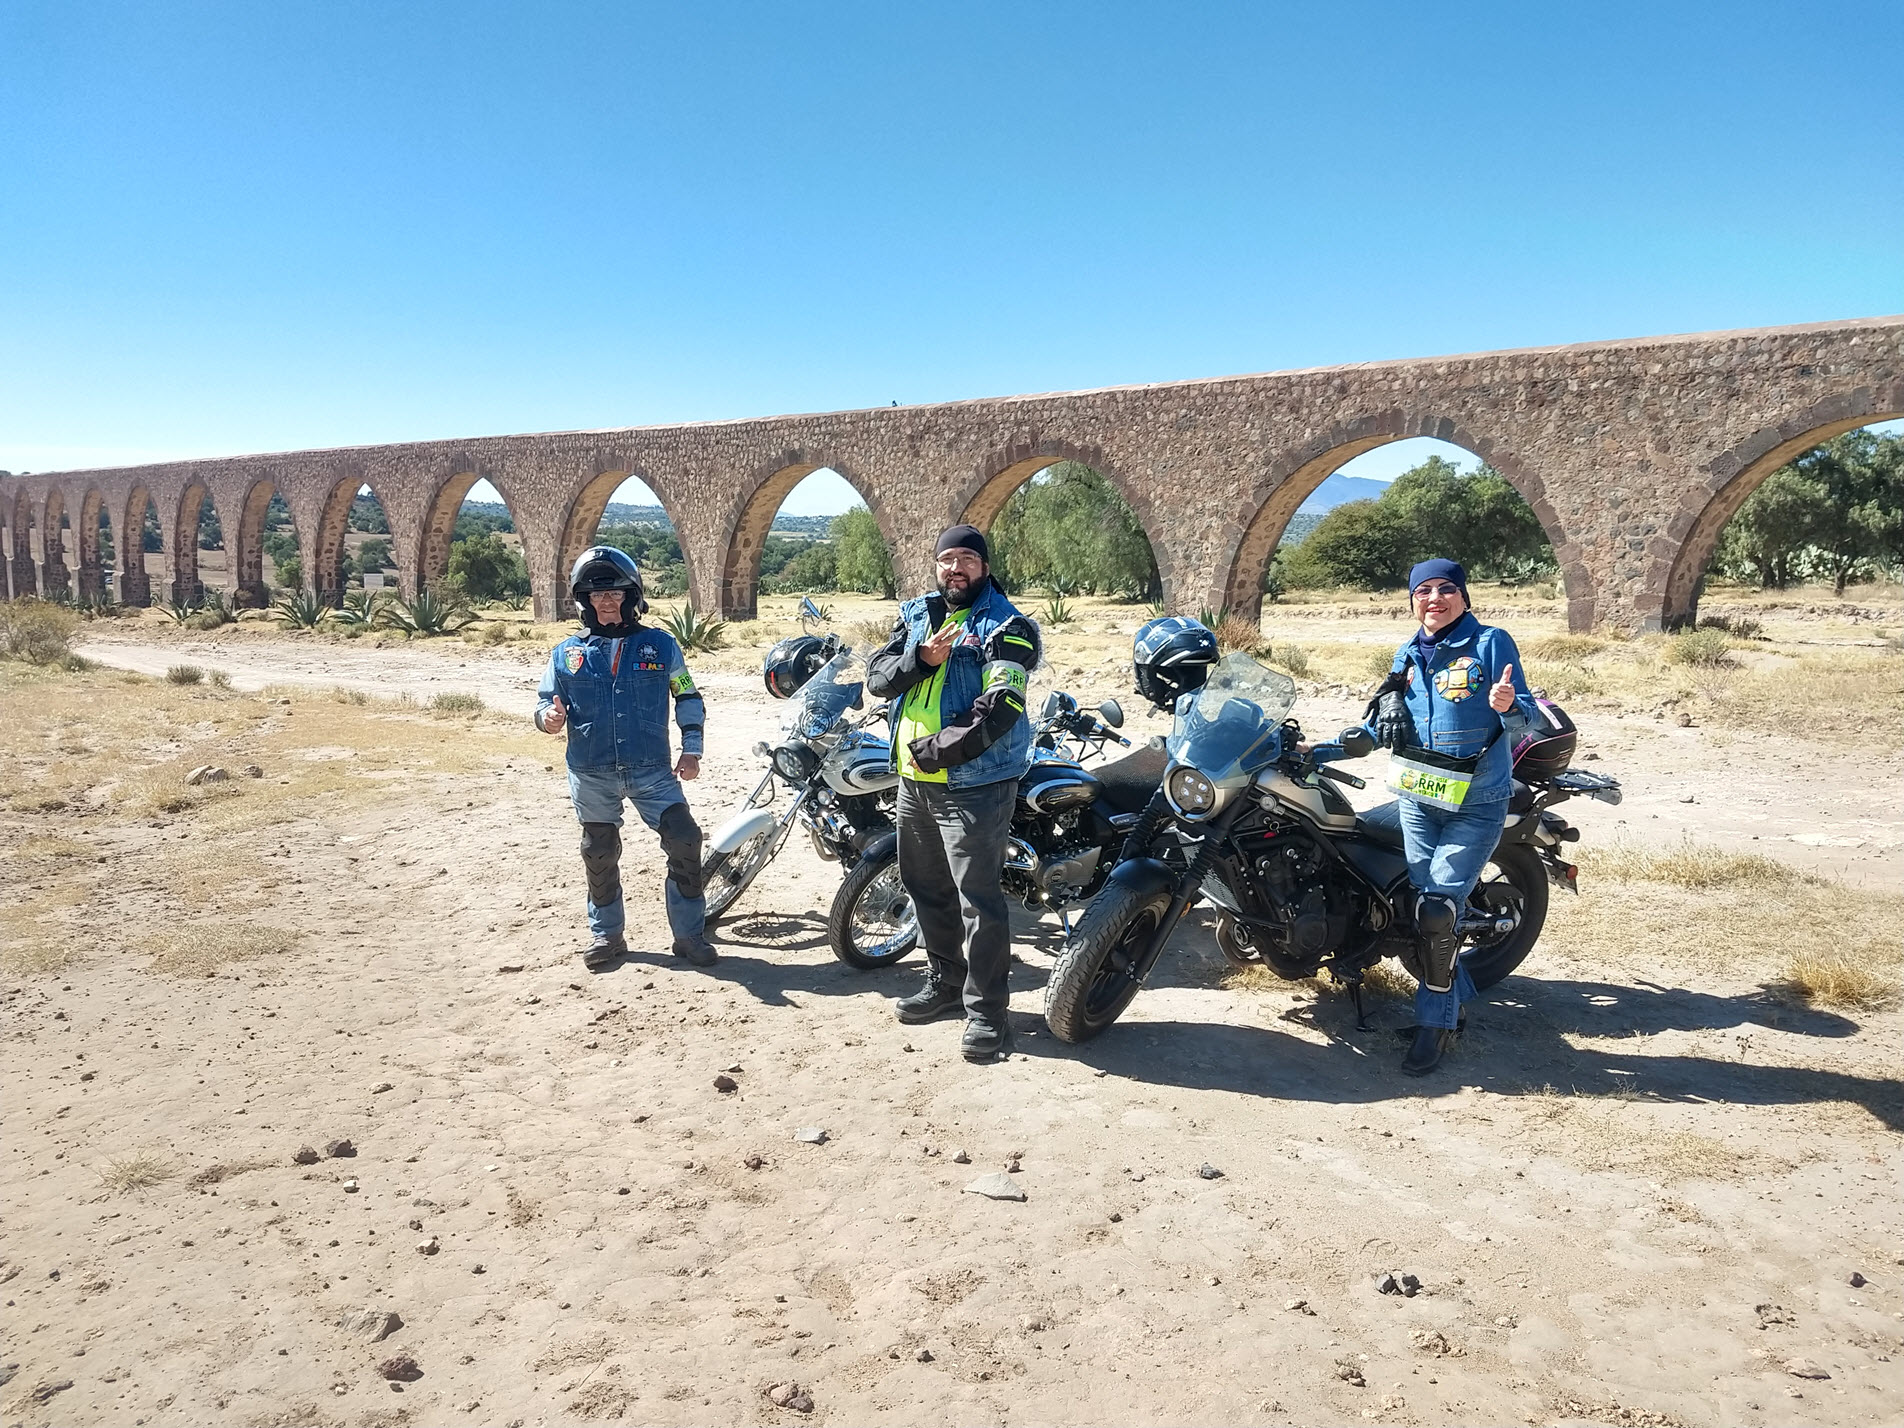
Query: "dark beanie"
936 524 990 565
1407 557 1469 603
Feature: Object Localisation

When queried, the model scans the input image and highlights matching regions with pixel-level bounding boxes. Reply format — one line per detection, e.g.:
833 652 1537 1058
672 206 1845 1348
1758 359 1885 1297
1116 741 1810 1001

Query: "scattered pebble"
1376 1273 1400 1296
915 1348 933 1363
1785 1358 1831 1380
416 1237 439 1256
1198 1163 1223 1180
1334 1359 1366 1387
951 1149 971 1165
324 1139 356 1159
1494 1315 1518 1328
767 1381 814 1412
1020 1315 1046 1332
1409 1328 1460 1357
1849 1271 1868 1288
1108 1212 1123 1224
337 1308 403 1342
713 1075 739 1093
293 1146 321 1166
471 1264 486 1275
744 1155 765 1171
1284 1299 1315 1315
378 1354 422 1383
795 1127 828 1145
963 1172 1026 1202
28 1380 74 1404
185 765 228 786
496 964 524 974
342 1179 360 1193
242 764 263 778
1398 1273 1420 1297
371 1082 393 1094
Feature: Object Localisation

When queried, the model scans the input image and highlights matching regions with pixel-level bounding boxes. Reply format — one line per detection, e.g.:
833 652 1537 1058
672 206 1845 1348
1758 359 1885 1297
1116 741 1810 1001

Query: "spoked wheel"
1044 882 1173 1043
827 851 919 969
1214 913 1262 968
1461 842 1549 991
702 826 778 921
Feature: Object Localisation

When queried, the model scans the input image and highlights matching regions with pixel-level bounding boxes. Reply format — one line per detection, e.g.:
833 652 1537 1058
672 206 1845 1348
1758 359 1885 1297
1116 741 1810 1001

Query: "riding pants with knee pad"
1397 796 1507 1030
567 765 706 943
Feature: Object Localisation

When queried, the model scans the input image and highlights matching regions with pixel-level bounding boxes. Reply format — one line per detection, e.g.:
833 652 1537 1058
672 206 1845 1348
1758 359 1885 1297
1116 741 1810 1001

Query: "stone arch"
551 466 685 621
1653 385 1904 629
41 487 72 599
118 486 155 606
231 474 282 608
715 456 892 620
954 441 1164 602
421 468 532 602
1219 413 1590 628
9 486 35 598
170 480 214 606
312 472 392 606
76 487 107 600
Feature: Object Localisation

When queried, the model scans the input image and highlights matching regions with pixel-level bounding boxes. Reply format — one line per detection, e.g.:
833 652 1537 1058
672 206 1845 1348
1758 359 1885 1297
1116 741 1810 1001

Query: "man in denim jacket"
1364 558 1538 1074
866 524 1039 1061
536 546 717 972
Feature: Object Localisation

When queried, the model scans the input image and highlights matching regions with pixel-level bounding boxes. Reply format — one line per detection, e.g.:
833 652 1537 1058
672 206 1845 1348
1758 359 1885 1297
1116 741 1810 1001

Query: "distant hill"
1298 472 1391 513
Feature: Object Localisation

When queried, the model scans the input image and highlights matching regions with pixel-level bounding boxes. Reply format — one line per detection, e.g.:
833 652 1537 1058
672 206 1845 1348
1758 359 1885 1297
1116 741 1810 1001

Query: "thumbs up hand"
542 695 567 733
1489 664 1518 713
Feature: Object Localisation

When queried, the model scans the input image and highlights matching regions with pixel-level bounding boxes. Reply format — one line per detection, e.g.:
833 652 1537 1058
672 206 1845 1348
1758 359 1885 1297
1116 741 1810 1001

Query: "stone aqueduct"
3 317 1899 633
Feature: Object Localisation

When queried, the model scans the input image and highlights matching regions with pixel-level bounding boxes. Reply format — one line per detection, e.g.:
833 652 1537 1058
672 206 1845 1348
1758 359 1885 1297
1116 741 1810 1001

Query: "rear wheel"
1462 842 1549 991
1044 881 1173 1043
828 850 919 969
702 826 777 921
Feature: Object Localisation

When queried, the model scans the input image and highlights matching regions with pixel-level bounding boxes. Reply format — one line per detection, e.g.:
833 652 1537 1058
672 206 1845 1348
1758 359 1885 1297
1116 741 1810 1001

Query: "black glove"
1362 672 1415 752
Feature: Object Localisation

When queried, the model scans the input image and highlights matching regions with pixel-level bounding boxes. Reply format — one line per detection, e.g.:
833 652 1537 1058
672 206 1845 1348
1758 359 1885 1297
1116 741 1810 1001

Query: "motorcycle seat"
1355 802 1408 852
1093 745 1168 814
1508 779 1536 814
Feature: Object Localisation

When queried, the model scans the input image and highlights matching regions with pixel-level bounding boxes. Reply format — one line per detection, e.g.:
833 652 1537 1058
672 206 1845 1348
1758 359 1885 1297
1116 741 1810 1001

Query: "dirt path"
6 631 1899 1425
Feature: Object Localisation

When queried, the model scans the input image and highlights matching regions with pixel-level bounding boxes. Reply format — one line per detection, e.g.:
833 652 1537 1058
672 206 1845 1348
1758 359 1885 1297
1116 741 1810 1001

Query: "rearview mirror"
1097 699 1124 729
1338 726 1375 759
1039 691 1063 721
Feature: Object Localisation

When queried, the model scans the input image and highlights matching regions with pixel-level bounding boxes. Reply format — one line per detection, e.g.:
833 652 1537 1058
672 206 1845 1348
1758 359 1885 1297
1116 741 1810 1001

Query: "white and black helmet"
1132 615 1218 710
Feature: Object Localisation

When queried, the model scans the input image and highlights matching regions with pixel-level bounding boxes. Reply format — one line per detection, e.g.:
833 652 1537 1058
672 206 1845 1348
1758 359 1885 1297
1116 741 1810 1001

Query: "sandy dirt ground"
5 616 1902 1427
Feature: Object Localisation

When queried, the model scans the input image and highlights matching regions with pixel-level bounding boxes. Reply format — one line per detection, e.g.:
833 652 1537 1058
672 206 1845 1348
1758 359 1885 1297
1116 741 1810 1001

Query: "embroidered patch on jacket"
633 642 666 672
563 647 586 674
1434 656 1483 701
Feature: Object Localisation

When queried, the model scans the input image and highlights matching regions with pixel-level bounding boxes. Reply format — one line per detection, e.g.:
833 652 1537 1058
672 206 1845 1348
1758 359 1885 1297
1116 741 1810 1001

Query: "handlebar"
1317 765 1366 791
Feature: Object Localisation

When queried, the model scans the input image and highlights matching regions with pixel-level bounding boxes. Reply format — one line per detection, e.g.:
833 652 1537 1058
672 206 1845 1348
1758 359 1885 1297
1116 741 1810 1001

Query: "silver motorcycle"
701 642 901 919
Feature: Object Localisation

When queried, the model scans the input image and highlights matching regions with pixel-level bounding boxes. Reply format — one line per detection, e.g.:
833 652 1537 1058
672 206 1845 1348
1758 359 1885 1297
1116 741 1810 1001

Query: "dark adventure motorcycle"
826 691 1170 968
1044 651 1621 1042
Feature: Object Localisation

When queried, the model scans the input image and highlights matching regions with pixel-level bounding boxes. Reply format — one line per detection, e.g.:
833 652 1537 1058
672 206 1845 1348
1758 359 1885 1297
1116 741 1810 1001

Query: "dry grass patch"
140 919 298 976
98 1150 178 1194
1527 633 1610 662
1521 1088 1756 1181
1580 837 1806 891
1225 958 1415 1000
1775 953 1900 1011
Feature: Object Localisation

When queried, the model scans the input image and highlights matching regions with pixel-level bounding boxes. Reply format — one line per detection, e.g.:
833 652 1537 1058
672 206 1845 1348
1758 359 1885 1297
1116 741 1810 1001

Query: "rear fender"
708 806 780 856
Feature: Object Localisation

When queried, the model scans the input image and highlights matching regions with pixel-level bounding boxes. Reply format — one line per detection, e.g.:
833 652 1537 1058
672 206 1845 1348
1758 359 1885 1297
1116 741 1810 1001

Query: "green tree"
350 538 392 579
1281 500 1411 589
446 532 530 601
1710 429 1904 593
771 540 838 592
349 494 390 533
989 463 1158 598
831 506 896 597
141 503 162 552
1712 467 1817 589
197 494 223 550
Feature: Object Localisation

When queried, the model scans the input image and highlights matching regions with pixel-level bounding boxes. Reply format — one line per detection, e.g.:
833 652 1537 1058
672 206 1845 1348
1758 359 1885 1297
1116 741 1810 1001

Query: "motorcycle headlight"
772 744 820 782
1164 765 1220 820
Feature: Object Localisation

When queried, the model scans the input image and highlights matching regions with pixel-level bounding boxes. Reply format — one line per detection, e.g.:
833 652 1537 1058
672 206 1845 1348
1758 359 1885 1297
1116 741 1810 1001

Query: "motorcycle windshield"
789 651 867 739
1165 652 1296 779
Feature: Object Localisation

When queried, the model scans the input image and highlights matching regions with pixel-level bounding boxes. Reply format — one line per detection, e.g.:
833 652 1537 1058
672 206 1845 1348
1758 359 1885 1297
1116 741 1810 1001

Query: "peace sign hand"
1488 664 1518 713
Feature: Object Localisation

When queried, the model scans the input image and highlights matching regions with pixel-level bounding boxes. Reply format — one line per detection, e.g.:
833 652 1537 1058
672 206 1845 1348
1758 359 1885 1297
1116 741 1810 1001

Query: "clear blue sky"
4 1 1899 517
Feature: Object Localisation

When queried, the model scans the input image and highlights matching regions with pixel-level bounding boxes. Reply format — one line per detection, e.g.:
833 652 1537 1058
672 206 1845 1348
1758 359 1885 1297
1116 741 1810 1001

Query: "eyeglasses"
1413 584 1461 599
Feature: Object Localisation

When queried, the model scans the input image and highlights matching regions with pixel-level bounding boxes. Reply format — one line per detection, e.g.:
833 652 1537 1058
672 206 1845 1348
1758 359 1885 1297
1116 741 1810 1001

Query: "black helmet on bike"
569 545 647 634
1132 616 1218 710
763 634 830 700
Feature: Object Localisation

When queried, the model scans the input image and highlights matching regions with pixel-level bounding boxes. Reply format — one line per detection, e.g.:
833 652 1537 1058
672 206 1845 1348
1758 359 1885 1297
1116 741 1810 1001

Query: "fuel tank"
823 731 900 795
1252 769 1359 833
1017 759 1102 817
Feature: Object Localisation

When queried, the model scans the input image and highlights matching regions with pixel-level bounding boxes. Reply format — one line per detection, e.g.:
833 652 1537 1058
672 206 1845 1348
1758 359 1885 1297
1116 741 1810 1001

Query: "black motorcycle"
826 692 1169 969
1044 652 1621 1042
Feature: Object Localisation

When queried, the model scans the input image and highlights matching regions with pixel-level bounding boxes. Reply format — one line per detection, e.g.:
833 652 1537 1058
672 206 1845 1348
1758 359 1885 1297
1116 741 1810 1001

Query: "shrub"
428 691 485 715
1665 628 1734 667
1271 644 1312 678
166 664 205 685
208 669 232 689
480 621 510 645
1698 613 1764 640
384 589 476 636
1214 614 1268 656
0 599 81 663
272 588 327 629
661 604 728 652
1042 593 1074 625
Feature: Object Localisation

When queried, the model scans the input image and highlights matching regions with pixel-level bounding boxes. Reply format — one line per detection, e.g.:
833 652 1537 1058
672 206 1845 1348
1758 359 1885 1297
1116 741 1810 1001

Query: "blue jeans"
567 765 704 944
1397 796 1507 1030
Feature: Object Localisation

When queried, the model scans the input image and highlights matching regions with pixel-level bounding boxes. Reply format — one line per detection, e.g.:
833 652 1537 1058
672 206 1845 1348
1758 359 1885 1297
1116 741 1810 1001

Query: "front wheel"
1461 842 1550 991
1044 881 1174 1043
828 850 919 969
702 825 778 921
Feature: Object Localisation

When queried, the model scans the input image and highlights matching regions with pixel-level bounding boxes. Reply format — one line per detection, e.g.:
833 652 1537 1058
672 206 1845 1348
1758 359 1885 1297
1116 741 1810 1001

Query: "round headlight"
1165 765 1218 819
772 744 819 782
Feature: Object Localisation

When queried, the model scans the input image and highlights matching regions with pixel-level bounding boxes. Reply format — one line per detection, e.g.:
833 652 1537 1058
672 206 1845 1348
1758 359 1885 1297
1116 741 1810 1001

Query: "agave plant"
156 600 194 625
331 588 397 630
660 603 728 653
1041 592 1074 625
271 587 327 629
385 588 477 636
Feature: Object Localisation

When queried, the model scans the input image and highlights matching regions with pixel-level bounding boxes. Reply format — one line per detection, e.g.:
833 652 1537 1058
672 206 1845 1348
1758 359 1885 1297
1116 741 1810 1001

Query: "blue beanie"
1407 558 1469 603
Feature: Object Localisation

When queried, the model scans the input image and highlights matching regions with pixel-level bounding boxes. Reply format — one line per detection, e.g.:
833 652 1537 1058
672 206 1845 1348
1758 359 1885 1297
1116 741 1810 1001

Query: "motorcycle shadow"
1007 974 1902 1131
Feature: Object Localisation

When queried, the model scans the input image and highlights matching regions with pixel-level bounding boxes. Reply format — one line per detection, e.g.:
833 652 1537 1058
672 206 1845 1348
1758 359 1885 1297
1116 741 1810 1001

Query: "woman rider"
1364 558 1539 1076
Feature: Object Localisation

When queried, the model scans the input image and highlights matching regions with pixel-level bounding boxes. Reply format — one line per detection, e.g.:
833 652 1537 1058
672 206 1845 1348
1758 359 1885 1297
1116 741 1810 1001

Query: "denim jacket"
1370 612 1537 805
534 626 704 772
867 580 1034 789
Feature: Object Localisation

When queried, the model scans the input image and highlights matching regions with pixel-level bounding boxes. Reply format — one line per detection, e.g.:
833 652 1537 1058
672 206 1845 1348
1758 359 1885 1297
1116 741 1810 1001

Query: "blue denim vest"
538 628 698 772
889 581 1033 789
1386 613 1534 805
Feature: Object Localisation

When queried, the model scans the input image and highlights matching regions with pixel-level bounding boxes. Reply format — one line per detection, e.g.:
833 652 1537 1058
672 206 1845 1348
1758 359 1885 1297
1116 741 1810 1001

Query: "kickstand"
1058 908 1072 939
1348 978 1374 1033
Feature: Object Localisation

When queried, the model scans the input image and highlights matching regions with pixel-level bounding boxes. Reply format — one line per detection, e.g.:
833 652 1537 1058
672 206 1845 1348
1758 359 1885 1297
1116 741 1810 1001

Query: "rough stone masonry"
3 316 1899 631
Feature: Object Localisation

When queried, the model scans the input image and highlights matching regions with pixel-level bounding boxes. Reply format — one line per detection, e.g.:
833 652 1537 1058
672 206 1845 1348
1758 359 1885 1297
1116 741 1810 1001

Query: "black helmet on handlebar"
1132 616 1218 710
762 634 831 700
